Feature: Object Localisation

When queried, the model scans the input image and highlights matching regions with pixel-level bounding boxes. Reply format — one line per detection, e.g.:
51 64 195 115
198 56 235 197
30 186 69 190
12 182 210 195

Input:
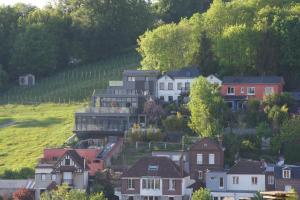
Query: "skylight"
148 165 159 171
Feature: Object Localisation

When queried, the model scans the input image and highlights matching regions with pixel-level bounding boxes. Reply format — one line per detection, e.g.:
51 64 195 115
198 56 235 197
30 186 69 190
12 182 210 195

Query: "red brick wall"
121 178 140 194
162 179 182 195
220 83 283 101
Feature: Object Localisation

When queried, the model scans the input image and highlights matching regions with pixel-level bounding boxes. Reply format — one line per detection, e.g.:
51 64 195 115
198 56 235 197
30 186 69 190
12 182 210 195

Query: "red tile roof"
42 148 104 176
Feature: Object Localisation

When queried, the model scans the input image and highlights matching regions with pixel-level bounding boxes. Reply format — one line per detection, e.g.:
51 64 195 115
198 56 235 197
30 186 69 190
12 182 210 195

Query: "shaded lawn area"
0 103 82 174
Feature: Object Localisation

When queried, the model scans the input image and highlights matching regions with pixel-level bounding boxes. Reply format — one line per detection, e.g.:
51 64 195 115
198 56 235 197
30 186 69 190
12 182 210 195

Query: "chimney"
217 135 223 147
277 156 285 166
179 151 184 177
260 159 267 168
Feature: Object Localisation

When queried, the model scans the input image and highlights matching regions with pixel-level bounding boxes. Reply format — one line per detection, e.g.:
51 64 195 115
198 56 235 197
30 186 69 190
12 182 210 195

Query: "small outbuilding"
19 74 35 87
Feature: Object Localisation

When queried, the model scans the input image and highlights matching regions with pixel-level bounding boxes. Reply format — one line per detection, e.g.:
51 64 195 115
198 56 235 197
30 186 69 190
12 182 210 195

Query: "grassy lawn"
0 103 83 174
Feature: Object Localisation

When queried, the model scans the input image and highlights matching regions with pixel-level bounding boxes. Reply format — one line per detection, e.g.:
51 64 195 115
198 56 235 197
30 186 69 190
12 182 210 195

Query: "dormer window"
148 165 158 171
65 158 70 166
283 169 291 179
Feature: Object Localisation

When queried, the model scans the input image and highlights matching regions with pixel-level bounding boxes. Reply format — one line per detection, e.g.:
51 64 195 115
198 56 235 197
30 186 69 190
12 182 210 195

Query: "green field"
0 103 83 173
0 52 140 175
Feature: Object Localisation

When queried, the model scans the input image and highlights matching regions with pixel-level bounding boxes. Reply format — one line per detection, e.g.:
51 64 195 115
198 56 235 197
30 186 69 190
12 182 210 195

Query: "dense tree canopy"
138 0 300 90
0 0 154 90
192 188 212 200
188 76 226 137
138 14 202 71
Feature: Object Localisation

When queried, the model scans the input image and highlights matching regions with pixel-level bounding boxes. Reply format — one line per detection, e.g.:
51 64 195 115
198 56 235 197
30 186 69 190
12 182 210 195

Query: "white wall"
157 75 197 102
206 75 222 86
227 174 265 191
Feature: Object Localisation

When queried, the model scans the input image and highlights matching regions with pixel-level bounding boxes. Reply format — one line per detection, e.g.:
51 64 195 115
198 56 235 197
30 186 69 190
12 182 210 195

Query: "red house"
221 76 284 111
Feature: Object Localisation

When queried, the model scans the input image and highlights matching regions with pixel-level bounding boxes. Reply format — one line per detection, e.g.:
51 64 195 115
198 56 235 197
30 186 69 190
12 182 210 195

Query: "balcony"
77 107 132 115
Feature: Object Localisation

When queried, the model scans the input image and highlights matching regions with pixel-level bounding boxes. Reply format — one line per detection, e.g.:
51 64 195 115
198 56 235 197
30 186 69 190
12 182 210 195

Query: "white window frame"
168 82 173 90
197 154 203 165
251 176 258 185
128 178 134 190
159 82 164 90
227 87 235 95
141 178 160 190
268 175 274 185
198 171 203 179
283 169 291 179
209 154 215 165
219 177 224 188
241 87 244 94
233 176 239 184
177 82 183 90
128 76 135 82
51 174 56 180
41 174 46 181
247 87 255 95
265 87 274 95
169 179 176 190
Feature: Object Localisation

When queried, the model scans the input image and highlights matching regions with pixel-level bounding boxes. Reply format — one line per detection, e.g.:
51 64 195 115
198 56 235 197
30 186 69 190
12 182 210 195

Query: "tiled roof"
165 67 201 79
227 159 265 174
0 179 35 189
122 156 188 178
274 165 300 179
223 76 284 84
190 137 224 151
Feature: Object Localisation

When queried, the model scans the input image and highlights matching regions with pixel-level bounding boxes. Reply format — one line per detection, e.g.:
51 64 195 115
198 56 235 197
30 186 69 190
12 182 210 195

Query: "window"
251 177 258 185
159 96 164 101
169 197 174 200
209 154 215 165
177 82 183 90
197 154 203 164
128 179 135 189
247 87 255 95
198 171 203 179
148 165 159 171
268 175 274 185
233 176 239 184
142 179 160 189
168 82 173 90
283 169 291 179
168 96 173 102
159 82 164 90
128 76 135 81
227 87 235 95
129 197 134 200
51 174 56 180
219 177 224 188
169 179 176 190
185 82 190 90
213 197 218 200
285 185 292 192
41 174 46 181
65 158 70 165
241 87 244 94
265 87 274 95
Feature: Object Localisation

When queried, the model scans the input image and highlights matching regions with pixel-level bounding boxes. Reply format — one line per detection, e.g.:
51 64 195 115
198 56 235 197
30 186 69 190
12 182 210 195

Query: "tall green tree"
138 14 202 71
188 76 225 137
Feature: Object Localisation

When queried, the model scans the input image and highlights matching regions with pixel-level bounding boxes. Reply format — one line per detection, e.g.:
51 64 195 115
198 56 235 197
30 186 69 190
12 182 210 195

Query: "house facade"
157 67 200 102
188 138 224 183
274 165 300 196
206 160 266 200
74 70 160 140
116 156 193 200
35 148 103 199
206 75 222 86
220 76 284 111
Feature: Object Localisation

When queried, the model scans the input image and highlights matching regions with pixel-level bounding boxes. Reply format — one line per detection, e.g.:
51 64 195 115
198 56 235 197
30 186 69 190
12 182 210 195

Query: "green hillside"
0 52 140 104
0 52 140 175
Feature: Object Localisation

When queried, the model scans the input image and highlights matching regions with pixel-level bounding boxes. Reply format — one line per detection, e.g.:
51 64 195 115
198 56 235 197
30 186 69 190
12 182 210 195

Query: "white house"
157 67 201 102
207 160 266 200
206 74 222 86
19 74 35 87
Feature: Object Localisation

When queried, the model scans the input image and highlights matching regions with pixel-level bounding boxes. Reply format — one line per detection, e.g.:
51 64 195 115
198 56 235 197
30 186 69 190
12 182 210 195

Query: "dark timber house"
74 70 160 140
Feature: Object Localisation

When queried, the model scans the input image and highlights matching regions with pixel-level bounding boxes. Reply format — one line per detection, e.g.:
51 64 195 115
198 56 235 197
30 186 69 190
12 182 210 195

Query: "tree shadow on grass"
15 117 64 128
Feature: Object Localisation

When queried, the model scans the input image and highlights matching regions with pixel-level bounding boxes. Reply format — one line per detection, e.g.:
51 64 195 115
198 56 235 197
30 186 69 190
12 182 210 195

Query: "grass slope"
0 103 82 173
0 52 140 174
